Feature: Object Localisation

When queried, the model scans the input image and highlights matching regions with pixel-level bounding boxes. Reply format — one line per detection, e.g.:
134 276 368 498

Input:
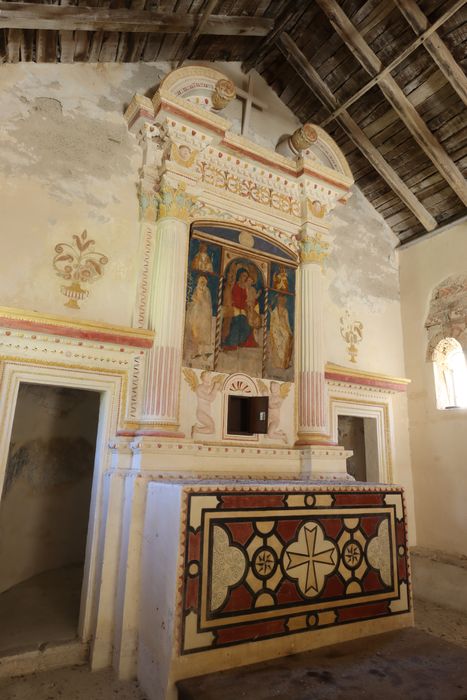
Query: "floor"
177 626 467 700
0 666 147 700
0 598 465 699
0 565 82 654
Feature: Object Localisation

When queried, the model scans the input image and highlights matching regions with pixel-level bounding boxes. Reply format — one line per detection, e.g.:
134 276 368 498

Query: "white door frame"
0 360 123 643
329 395 393 483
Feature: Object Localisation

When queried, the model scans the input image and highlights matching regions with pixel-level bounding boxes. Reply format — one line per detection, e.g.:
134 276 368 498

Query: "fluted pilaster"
296 229 332 445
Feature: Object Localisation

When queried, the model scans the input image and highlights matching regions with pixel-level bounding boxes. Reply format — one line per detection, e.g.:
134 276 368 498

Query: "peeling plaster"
0 64 168 210
0 95 136 206
328 187 400 311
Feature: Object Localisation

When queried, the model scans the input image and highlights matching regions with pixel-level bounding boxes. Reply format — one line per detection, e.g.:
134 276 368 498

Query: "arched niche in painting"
182 222 297 381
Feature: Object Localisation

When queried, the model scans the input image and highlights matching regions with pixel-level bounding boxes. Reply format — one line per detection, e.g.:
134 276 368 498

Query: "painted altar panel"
183 225 297 381
180 487 410 654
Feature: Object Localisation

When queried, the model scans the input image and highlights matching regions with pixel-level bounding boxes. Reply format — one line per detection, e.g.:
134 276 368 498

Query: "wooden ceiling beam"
320 0 466 127
241 0 303 74
277 32 437 232
315 0 467 208
177 0 219 67
393 0 467 107
0 3 273 35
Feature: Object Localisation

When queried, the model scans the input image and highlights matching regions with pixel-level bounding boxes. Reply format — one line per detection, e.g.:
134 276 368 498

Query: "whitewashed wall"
0 61 414 518
400 221 467 557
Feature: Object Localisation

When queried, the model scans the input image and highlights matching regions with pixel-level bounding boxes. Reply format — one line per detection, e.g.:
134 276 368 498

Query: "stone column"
138 179 195 436
296 227 332 445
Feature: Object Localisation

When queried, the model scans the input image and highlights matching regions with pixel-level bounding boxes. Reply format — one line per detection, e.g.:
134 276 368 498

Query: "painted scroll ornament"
53 230 109 309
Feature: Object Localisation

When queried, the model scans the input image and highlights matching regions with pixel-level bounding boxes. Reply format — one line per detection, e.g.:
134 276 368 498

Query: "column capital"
155 178 198 223
297 227 332 267
135 119 210 225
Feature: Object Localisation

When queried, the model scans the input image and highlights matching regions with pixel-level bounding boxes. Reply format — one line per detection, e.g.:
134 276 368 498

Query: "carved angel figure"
183 369 225 436
258 380 291 443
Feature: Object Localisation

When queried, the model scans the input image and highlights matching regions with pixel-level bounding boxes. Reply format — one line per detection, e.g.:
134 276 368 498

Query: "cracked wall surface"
0 62 404 376
0 61 415 539
0 64 162 326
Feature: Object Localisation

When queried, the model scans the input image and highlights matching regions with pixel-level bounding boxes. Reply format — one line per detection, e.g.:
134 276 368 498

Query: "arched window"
432 337 467 409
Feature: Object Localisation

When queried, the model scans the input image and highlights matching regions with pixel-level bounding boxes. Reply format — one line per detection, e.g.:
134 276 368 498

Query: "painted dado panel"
180 485 410 654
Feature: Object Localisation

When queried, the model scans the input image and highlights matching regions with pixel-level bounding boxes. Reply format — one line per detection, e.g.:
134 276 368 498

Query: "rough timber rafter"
277 32 437 233
242 0 303 75
393 0 467 107
320 0 467 127
0 0 464 244
315 0 467 208
177 0 219 68
0 3 273 35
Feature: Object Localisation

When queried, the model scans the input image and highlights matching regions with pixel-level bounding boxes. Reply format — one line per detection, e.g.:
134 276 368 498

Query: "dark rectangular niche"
227 396 269 436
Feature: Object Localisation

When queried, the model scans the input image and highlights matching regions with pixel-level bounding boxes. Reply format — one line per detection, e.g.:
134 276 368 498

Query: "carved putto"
183 368 225 436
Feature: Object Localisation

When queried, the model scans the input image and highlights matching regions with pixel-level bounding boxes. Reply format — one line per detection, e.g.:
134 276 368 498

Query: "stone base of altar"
111 438 353 480
137 480 413 700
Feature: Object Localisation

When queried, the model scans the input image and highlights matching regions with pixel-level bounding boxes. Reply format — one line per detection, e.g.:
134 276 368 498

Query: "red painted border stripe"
325 370 408 392
0 316 153 349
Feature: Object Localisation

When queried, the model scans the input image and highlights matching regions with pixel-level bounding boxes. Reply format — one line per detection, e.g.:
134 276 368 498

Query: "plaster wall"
0 60 414 520
1 62 406 376
0 61 300 329
400 222 467 557
0 384 99 593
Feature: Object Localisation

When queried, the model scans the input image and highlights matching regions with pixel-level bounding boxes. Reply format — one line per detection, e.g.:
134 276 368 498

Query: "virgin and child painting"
217 257 265 378
183 232 296 381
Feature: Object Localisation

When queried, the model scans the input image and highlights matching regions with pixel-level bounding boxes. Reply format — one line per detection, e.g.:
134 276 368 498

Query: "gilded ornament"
340 311 363 363
211 79 236 110
238 231 254 248
198 160 300 217
171 143 198 168
299 232 330 266
53 230 109 309
307 199 327 219
156 181 196 221
290 124 318 153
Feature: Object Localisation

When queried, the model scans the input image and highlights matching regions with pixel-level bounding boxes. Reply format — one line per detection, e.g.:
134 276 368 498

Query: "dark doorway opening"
338 415 367 482
0 383 100 654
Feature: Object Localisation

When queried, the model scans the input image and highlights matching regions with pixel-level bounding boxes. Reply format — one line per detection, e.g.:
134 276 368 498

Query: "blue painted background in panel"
194 225 296 262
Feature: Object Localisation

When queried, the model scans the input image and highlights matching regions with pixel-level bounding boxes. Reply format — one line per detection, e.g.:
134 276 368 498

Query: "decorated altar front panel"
179 484 411 654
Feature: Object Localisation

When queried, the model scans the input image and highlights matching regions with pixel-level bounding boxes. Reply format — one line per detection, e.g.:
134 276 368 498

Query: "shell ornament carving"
53 230 109 309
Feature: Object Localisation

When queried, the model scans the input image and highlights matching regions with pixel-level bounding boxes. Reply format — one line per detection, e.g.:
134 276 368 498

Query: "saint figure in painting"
222 268 259 350
192 242 213 272
273 265 289 291
269 295 293 369
185 275 213 359
246 275 261 341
